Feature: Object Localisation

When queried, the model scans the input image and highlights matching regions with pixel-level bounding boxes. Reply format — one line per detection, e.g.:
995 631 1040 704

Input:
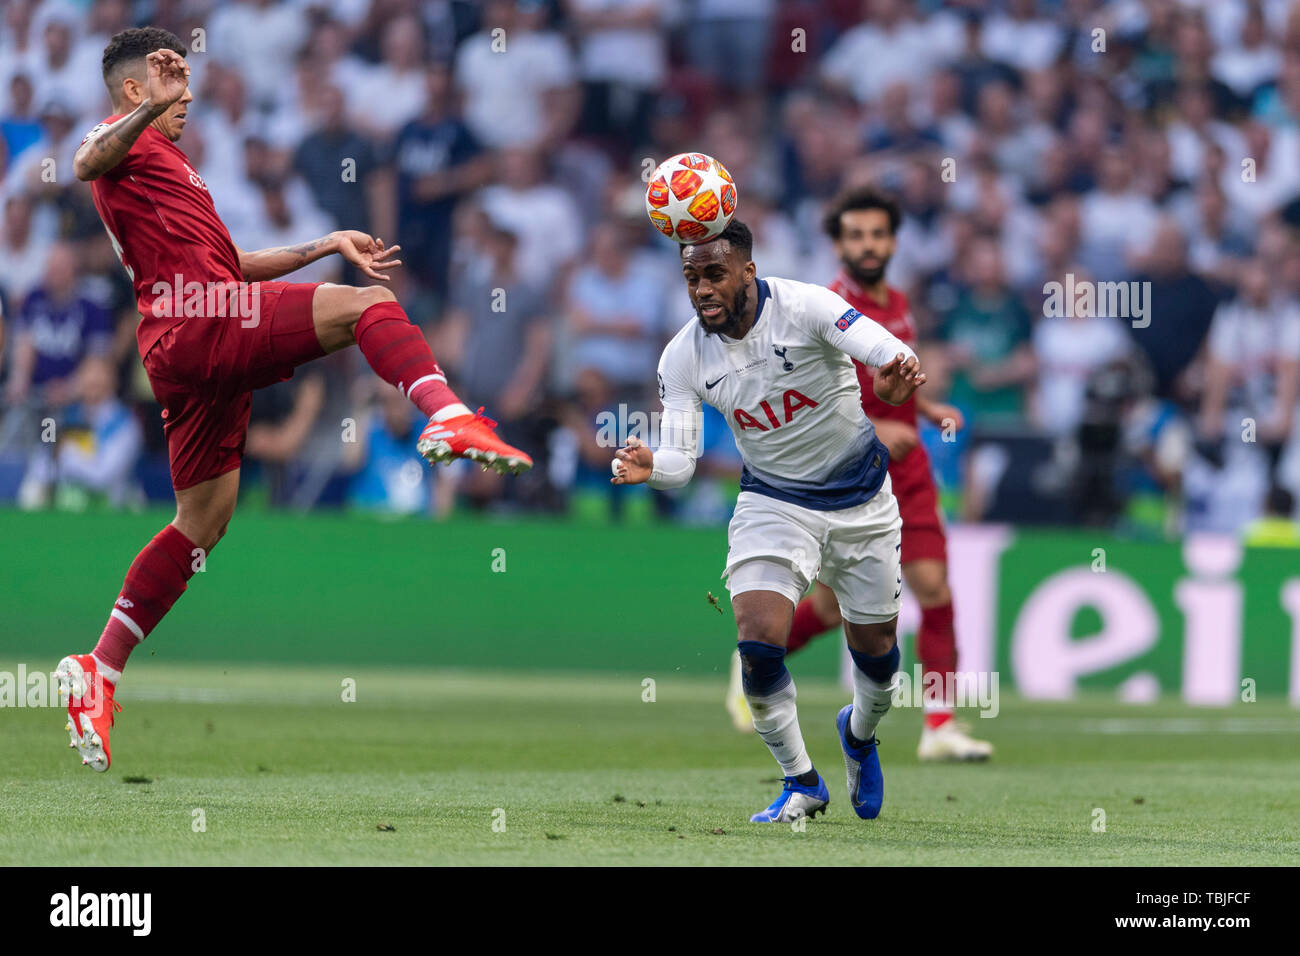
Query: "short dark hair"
822 186 902 239
102 27 187 96
681 218 752 260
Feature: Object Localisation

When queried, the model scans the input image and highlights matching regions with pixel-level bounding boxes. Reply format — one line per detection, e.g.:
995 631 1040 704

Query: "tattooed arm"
235 231 404 282
74 104 167 182
75 50 189 182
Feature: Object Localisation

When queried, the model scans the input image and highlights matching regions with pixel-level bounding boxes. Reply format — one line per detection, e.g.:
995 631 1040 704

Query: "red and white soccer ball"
645 152 738 244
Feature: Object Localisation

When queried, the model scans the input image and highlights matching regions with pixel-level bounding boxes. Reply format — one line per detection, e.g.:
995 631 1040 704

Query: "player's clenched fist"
610 436 653 485
145 49 189 111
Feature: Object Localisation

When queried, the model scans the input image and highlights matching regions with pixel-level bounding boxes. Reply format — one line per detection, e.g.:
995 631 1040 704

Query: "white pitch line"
1084 718 1300 735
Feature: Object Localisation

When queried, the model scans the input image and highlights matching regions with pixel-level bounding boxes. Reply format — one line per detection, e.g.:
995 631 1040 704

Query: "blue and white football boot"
749 773 830 823
835 704 884 819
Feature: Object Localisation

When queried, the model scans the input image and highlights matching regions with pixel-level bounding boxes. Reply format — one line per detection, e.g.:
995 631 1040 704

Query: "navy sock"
794 768 819 787
736 640 791 696
849 644 899 684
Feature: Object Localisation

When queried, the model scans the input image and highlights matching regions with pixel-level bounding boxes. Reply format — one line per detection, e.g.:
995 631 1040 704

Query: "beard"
845 253 889 287
697 283 750 337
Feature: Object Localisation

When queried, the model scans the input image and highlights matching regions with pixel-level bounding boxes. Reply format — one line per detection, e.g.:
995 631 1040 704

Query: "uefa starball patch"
835 308 863 331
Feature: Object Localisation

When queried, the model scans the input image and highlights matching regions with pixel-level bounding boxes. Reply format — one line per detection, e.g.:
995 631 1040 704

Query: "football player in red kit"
726 187 992 761
57 29 531 772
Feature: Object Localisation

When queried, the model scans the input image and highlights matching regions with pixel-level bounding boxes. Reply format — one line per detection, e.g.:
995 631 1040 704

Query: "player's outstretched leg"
836 622 901 819
316 285 532 474
58 471 236 772
737 638 828 823
56 654 121 772
58 523 199 772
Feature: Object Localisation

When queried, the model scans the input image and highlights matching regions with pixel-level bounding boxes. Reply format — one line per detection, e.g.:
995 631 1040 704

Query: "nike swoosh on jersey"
705 375 728 389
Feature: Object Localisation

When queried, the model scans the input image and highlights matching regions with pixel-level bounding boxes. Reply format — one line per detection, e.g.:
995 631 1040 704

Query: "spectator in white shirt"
565 0 671 151
208 0 311 109
1166 82 1246 184
821 0 937 104
1220 119 1300 225
29 12 107 124
21 355 143 510
1079 144 1160 279
455 0 579 149
0 192 56 312
1200 258 1300 452
1211 3 1282 99
344 14 429 142
479 147 583 290
980 0 1065 73
1032 275 1132 436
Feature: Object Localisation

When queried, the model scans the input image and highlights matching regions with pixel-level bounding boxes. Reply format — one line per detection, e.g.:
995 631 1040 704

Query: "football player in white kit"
612 221 926 822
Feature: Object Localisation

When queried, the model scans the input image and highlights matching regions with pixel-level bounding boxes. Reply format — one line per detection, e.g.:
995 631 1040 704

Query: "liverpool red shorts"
889 444 948 564
142 282 325 490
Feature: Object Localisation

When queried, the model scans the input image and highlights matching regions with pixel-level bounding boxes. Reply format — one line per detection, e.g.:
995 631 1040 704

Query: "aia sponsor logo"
733 389 819 431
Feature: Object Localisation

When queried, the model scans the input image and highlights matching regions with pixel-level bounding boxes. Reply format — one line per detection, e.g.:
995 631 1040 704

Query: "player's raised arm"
234 231 402 283
75 49 189 182
810 286 925 405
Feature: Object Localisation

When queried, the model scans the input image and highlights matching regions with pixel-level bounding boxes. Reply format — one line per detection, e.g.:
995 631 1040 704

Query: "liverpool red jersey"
87 117 243 357
828 272 917 426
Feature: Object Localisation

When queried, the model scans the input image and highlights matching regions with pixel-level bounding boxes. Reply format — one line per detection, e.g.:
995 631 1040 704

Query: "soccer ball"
645 152 738 244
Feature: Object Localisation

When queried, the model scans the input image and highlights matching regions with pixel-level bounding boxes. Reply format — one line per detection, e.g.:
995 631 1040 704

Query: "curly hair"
822 186 902 239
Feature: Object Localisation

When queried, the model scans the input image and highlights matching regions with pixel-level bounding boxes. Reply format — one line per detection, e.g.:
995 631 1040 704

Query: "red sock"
92 525 199 675
354 301 460 417
918 601 957 728
786 597 838 655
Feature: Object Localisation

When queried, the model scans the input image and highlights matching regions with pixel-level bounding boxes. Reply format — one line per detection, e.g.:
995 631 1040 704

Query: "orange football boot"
56 654 121 773
418 406 533 475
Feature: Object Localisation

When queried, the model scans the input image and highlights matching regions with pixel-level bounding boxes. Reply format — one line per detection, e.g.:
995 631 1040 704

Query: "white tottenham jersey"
650 276 917 510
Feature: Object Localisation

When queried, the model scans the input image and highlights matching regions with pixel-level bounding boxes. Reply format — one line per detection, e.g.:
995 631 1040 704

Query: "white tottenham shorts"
723 473 902 625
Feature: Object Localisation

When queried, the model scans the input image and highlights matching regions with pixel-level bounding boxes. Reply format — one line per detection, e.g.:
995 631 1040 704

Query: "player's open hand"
923 401 964 432
336 231 403 282
145 50 189 112
610 436 653 485
874 352 927 406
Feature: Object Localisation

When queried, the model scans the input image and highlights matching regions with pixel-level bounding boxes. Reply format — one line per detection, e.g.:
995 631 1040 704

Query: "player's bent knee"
916 581 952 608
357 284 396 308
341 285 396 339
173 506 235 553
733 601 792 648
844 618 898 656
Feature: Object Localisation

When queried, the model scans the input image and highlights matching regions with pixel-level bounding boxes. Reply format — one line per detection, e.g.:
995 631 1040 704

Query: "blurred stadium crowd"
2 0 1300 538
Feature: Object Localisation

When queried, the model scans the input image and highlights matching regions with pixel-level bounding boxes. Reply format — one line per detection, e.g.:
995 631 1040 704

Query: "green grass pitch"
3 661 1297 866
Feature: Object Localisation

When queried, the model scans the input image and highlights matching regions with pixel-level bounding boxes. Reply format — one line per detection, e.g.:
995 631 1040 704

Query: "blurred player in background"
56 28 532 773
614 219 925 823
726 188 992 762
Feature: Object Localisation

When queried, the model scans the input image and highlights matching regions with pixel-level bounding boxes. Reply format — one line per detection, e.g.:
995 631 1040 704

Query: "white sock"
90 652 123 686
747 678 813 777
431 402 471 422
850 669 896 742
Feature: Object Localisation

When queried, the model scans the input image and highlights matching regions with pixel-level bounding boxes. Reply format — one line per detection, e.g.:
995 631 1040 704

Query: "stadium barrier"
2 510 1295 705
